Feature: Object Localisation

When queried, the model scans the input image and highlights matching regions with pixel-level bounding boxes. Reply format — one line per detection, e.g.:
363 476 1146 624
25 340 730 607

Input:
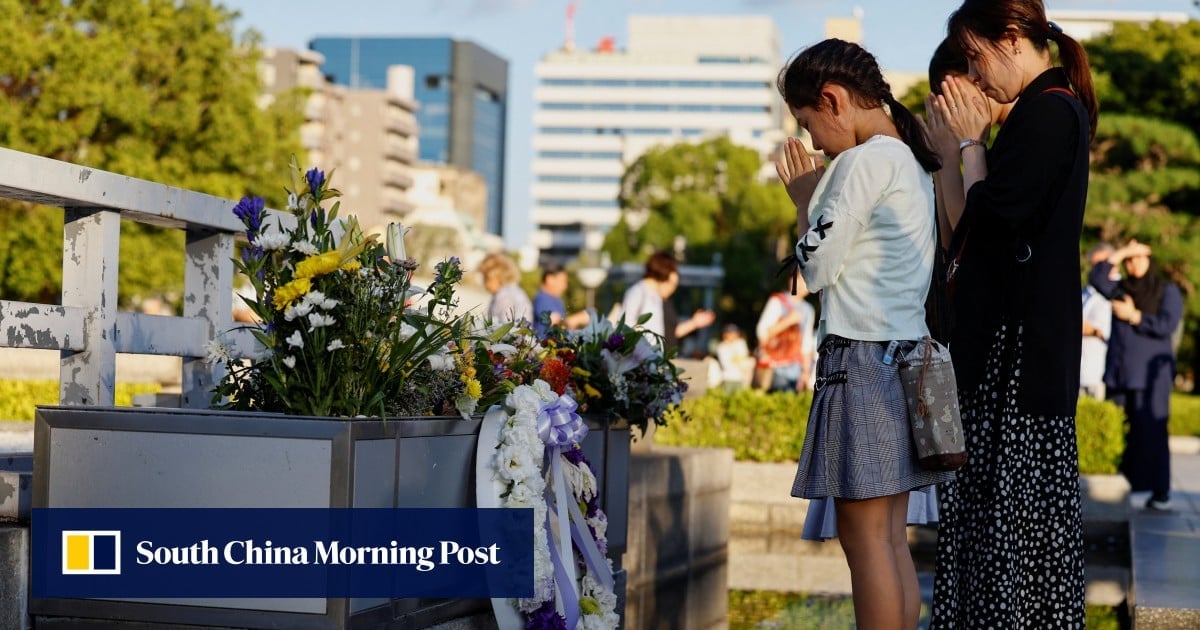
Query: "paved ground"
0 421 32 454
1128 435 1200 627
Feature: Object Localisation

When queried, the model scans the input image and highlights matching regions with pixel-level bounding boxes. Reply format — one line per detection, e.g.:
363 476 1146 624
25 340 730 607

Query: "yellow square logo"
61 530 121 575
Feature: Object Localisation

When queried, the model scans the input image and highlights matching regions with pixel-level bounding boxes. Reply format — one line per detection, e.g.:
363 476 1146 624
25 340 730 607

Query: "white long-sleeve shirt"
795 135 935 343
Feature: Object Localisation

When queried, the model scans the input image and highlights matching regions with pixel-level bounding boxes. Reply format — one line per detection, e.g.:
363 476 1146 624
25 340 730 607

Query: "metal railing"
0 147 249 408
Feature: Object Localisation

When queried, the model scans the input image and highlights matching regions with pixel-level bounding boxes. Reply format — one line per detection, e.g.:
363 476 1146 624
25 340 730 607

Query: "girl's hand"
936 76 991 146
775 137 825 232
923 93 961 166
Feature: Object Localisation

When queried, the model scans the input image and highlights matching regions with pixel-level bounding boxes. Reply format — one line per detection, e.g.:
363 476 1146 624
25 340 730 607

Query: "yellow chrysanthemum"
464 378 482 399
294 251 341 279
584 383 601 398
272 277 312 311
460 364 477 381
340 260 362 272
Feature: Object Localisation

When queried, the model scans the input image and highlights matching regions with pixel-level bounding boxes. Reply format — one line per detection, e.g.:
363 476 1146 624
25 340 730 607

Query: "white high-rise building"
531 16 784 262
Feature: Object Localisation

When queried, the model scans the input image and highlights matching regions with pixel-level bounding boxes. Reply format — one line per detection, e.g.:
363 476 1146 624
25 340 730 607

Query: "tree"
602 137 798 338
0 0 305 307
1084 21 1200 390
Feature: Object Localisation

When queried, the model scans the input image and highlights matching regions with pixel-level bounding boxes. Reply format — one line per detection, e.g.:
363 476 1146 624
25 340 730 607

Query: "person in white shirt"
775 38 954 630
616 251 714 352
1081 242 1114 399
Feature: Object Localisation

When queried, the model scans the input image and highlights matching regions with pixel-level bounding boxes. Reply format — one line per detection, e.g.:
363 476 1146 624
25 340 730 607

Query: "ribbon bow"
537 395 588 447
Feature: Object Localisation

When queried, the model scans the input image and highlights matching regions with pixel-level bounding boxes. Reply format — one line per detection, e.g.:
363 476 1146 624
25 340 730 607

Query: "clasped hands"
924 76 992 159
775 136 825 234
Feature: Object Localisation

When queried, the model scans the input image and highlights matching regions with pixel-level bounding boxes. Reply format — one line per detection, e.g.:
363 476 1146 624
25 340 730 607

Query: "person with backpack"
754 272 816 392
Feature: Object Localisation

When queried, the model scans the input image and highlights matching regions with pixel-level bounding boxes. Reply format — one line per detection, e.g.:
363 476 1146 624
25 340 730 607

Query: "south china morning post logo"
35 508 533 598
61 530 121 575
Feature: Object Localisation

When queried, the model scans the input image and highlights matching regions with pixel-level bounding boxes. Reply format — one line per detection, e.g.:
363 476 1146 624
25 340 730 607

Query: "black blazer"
948 68 1090 416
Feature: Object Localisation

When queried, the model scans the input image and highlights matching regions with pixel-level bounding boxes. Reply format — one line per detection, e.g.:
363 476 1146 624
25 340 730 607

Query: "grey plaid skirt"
792 335 956 500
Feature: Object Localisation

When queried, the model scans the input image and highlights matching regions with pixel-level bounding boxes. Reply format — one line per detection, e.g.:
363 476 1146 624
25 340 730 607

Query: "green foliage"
898 78 932 118
1085 605 1127 630
1082 20 1200 388
603 137 799 336
1093 115 1200 173
0 380 162 421
728 590 857 629
0 0 305 306
1085 19 1200 132
1076 396 1126 475
657 389 810 462
1171 392 1200 437
658 388 1127 474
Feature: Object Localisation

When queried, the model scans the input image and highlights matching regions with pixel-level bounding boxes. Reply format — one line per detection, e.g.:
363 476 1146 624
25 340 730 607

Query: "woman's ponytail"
886 94 942 173
1048 26 1098 140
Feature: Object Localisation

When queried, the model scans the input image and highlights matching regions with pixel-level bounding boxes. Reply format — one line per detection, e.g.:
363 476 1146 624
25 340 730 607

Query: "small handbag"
898 337 967 471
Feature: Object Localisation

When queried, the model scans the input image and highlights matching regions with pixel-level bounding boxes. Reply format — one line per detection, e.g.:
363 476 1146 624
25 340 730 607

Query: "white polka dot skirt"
931 324 1086 628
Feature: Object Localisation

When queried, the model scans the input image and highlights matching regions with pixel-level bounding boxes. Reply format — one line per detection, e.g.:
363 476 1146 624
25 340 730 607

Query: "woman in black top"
928 0 1098 627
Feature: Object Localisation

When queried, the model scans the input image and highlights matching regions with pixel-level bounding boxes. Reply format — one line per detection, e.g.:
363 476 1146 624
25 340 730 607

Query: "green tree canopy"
602 137 798 337
0 0 304 305
1083 19 1200 388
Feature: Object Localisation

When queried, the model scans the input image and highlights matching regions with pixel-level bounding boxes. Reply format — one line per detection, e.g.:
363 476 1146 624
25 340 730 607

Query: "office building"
310 37 509 237
531 16 784 262
260 49 419 232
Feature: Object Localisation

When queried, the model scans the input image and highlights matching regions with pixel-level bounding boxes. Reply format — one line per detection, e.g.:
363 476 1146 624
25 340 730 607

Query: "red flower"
539 358 571 395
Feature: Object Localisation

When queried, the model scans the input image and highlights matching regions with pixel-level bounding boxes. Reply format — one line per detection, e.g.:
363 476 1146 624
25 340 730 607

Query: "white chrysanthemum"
303 290 326 306
203 338 233 365
531 379 557 402
495 445 536 483
399 322 418 340
286 330 304 348
282 355 297 369
563 458 598 503
256 231 290 251
284 301 314 322
326 339 345 351
505 480 541 506
307 313 336 330
291 240 319 256
508 386 543 417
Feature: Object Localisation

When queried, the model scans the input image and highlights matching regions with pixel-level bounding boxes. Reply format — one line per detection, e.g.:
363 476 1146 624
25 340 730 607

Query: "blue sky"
222 0 1196 248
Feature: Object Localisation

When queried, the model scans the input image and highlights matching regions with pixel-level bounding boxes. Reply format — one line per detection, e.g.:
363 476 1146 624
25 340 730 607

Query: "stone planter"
31 406 630 629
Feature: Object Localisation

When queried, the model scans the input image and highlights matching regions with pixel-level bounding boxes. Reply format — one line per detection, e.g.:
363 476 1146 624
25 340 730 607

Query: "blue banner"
32 508 533 598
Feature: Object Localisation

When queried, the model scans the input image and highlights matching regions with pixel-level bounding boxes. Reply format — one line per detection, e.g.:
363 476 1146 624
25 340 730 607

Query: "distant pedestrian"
753 272 815 392
1088 240 1183 511
616 251 715 354
716 324 752 392
531 262 589 337
479 253 532 324
1080 242 1114 400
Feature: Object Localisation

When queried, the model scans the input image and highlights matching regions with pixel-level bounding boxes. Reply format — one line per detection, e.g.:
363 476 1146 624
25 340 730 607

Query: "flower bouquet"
208 157 469 418
547 312 690 436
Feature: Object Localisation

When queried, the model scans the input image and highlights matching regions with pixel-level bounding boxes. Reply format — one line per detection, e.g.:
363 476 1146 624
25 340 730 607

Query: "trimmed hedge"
1171 392 1200 437
0 380 162 421
658 387 1128 475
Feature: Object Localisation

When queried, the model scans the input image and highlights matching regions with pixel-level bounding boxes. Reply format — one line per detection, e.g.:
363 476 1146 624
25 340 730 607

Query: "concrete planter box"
30 406 630 629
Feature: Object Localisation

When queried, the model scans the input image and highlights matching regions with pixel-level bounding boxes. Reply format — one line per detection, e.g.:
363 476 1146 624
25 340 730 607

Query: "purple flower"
232 196 265 240
525 601 566 629
305 168 325 195
603 333 624 351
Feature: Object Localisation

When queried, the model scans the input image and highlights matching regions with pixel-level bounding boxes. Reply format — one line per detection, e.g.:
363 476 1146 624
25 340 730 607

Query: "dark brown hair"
928 39 969 95
947 0 1097 139
777 38 941 173
643 251 678 282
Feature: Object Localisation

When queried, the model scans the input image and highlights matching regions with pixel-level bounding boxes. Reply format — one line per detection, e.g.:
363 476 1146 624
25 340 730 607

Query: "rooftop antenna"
565 1 579 52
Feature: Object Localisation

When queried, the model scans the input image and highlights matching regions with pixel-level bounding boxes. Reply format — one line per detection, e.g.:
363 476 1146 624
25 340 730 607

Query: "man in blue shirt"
532 263 589 337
